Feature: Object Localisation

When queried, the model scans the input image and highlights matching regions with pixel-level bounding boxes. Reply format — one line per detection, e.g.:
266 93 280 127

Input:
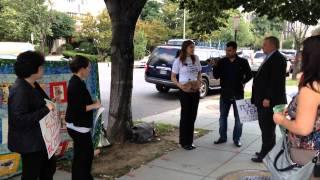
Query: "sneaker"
234 141 242 147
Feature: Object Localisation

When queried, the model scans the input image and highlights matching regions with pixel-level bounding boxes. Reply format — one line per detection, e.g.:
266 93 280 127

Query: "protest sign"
236 99 258 123
39 110 61 159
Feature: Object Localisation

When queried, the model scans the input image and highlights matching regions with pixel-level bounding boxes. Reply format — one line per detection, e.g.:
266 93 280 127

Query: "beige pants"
290 148 320 179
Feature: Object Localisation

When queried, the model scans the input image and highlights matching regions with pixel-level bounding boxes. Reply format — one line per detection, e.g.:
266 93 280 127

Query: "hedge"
62 50 98 62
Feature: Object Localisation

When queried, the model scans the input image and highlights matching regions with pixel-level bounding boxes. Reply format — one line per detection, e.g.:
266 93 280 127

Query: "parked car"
167 39 192 46
249 50 292 76
145 45 221 98
237 49 254 60
134 56 149 68
249 51 266 75
280 49 296 61
0 42 34 60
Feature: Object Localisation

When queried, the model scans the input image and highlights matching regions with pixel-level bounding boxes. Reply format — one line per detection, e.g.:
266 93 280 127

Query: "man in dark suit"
251 36 287 162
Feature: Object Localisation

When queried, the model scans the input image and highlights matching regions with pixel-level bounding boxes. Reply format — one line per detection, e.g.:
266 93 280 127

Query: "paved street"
98 63 220 121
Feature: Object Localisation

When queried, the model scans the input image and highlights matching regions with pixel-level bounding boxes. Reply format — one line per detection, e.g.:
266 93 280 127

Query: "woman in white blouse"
171 40 202 150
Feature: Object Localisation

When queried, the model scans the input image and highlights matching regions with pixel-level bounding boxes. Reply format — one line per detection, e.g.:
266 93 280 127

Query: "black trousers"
67 128 94 180
257 107 276 158
179 90 200 146
21 151 56 180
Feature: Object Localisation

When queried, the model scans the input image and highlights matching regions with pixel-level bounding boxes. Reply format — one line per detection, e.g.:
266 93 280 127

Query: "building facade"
46 0 106 17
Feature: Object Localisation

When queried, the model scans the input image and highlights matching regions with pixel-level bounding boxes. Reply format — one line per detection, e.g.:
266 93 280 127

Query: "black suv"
145 45 222 98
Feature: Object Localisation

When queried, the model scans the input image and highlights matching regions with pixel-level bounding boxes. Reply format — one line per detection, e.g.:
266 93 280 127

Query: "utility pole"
183 9 186 39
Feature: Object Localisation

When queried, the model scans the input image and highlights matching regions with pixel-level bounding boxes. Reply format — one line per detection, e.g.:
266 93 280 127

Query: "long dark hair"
300 35 320 92
179 40 195 64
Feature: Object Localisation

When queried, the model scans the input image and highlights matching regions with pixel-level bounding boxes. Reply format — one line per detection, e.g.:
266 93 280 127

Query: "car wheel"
156 84 170 93
200 78 209 98
286 72 290 77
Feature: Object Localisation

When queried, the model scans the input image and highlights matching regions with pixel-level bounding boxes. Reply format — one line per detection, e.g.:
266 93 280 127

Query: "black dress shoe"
214 138 227 144
182 145 196 150
234 141 242 147
251 157 263 163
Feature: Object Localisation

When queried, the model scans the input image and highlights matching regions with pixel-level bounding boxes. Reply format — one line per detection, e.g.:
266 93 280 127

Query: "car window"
148 47 179 65
195 50 211 61
254 53 266 59
167 40 184 46
281 51 296 56
200 60 208 66
195 49 221 61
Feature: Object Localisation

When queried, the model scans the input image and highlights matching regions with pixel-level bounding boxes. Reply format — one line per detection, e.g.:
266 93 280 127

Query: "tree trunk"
290 22 309 80
104 0 147 142
40 33 46 54
291 40 301 80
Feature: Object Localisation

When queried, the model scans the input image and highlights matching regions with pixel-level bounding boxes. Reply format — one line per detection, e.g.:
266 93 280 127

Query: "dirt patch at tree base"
57 126 209 180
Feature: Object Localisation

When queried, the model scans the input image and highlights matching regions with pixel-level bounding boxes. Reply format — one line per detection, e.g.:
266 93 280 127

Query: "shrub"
62 50 98 62
78 41 97 54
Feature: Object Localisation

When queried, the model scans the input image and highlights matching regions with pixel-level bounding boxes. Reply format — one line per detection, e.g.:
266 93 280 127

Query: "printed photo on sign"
0 84 11 105
58 110 66 129
49 81 67 103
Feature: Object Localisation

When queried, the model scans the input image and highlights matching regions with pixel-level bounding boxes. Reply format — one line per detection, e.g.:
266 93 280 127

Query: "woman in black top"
66 55 101 180
8 51 56 180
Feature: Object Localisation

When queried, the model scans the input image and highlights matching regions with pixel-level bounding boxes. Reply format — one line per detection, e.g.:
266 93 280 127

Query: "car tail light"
145 64 149 72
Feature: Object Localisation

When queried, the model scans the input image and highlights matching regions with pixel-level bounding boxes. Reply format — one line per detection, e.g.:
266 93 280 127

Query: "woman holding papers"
8 51 56 180
171 40 202 150
66 55 101 180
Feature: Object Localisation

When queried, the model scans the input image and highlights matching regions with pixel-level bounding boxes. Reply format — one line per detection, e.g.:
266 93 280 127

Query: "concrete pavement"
117 86 298 180
117 98 269 180
10 85 298 180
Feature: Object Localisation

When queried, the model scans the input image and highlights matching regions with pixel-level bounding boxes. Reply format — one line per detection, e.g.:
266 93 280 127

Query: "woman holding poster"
66 55 101 180
8 51 56 180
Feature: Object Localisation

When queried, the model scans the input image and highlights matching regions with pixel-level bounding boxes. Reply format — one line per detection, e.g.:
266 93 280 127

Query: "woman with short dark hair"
66 55 101 180
8 51 56 180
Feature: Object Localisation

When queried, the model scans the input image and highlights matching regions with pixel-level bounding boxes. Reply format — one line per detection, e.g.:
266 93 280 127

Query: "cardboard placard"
236 99 258 123
39 110 61 159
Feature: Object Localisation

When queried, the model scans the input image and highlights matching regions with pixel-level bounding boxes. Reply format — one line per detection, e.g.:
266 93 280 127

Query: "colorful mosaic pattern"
0 59 102 178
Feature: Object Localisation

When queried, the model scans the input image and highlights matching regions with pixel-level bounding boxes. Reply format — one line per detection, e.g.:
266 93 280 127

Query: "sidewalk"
117 85 298 180
10 86 298 180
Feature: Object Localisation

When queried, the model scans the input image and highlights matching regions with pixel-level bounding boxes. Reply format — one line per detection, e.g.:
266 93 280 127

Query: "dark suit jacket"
65 75 93 128
251 50 287 107
8 79 50 153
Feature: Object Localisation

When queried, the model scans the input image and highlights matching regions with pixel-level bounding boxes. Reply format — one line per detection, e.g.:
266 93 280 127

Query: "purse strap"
274 148 301 171
312 151 320 164
273 138 301 171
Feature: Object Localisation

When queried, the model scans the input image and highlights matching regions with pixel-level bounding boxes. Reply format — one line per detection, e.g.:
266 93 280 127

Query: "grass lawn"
286 79 298 86
244 91 252 99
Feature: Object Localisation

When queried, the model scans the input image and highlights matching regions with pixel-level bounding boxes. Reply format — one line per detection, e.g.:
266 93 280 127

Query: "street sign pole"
233 16 240 42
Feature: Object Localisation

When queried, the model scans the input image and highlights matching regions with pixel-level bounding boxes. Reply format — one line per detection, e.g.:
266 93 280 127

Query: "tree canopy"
179 0 320 33
140 0 162 21
50 11 75 39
